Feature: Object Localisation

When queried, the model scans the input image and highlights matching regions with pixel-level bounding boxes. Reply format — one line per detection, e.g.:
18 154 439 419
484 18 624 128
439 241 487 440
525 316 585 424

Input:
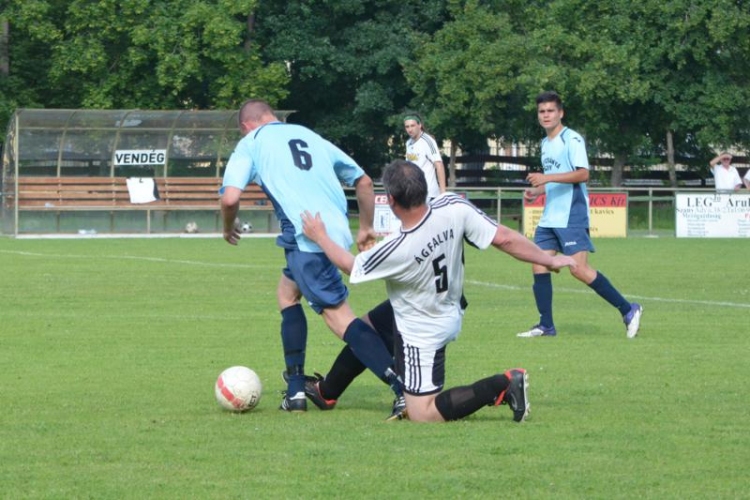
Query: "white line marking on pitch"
4 250 747 309
465 279 750 309
0 249 266 269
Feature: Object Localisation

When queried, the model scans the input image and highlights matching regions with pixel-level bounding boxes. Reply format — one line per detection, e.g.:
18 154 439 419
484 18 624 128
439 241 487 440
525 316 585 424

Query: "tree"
522 0 750 185
403 0 535 184
0 0 289 147
0 18 8 76
405 0 750 186
253 0 449 172
645 1 750 155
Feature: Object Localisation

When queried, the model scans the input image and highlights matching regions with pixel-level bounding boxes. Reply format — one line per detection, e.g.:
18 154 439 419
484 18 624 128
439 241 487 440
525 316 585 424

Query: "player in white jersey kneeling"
301 160 575 423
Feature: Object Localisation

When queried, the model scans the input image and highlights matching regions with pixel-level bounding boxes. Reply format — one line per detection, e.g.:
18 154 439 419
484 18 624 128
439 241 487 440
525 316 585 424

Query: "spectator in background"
743 168 750 190
709 152 743 192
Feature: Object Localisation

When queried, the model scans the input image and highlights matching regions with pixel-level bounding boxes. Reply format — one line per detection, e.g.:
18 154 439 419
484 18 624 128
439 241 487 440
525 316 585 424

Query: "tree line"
1 0 748 186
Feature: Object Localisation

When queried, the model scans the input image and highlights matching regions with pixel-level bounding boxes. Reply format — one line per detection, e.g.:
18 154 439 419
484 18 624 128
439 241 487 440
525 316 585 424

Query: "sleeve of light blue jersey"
325 139 365 187
568 133 590 170
220 141 255 194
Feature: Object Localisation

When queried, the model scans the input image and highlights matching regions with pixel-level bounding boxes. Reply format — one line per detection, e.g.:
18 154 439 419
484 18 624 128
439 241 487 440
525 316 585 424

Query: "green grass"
1 236 748 499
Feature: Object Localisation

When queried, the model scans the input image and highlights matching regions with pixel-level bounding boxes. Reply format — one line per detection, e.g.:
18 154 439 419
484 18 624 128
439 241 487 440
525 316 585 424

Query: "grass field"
1 235 748 499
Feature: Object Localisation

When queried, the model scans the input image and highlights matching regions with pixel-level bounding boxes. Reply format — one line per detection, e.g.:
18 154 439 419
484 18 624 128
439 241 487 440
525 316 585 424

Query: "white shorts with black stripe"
395 332 446 396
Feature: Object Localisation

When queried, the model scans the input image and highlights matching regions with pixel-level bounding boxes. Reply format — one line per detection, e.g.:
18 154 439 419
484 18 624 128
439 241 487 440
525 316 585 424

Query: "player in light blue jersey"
220 99 404 416
518 91 643 339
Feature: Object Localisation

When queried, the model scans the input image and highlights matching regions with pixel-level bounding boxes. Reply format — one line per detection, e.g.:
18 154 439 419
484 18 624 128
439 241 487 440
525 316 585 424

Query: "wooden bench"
15 176 276 233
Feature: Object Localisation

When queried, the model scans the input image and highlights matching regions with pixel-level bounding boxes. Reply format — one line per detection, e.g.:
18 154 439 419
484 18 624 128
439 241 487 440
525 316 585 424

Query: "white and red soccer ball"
215 366 262 412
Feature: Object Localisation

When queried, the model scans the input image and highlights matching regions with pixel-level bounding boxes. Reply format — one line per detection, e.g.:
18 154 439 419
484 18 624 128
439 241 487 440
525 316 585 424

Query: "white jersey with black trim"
405 132 442 200
349 193 497 349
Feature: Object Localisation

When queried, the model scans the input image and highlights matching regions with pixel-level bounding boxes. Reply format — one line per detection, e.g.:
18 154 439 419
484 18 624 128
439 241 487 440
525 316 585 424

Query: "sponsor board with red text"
523 192 628 238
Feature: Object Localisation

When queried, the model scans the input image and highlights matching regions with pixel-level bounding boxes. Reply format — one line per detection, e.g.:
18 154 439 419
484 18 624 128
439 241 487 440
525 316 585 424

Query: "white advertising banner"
374 193 400 236
675 193 750 238
374 192 468 236
114 149 167 165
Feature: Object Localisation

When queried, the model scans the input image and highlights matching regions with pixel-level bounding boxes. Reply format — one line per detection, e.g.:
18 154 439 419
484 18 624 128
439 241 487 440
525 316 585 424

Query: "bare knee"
277 275 301 310
405 395 445 422
570 264 596 283
321 302 357 339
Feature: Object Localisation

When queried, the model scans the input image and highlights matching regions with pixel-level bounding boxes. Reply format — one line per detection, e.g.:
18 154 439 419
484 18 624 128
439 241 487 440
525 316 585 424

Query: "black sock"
321 300 396 399
319 346 366 400
434 374 509 421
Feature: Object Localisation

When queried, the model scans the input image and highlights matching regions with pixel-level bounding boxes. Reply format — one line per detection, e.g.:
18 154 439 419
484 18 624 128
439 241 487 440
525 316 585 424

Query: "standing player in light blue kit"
518 91 643 339
220 99 405 416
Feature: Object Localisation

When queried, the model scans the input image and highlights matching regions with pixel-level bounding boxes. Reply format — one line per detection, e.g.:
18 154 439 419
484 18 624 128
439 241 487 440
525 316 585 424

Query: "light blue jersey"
538 127 590 228
221 122 365 252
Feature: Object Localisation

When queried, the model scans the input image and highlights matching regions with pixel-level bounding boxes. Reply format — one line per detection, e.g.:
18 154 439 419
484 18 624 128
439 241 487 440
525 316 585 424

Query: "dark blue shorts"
533 226 595 255
283 248 349 314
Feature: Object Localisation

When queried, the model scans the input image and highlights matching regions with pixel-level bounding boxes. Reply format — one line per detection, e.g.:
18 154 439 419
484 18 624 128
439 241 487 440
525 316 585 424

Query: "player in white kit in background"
404 113 446 201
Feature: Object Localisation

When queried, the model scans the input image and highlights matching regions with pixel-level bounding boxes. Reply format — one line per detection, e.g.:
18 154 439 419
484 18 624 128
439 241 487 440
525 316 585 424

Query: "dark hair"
238 99 274 126
382 160 427 209
536 91 563 109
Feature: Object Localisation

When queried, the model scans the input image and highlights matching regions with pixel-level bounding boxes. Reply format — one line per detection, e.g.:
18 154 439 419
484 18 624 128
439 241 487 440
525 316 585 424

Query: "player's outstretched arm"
491 225 577 272
301 211 356 275
220 186 243 245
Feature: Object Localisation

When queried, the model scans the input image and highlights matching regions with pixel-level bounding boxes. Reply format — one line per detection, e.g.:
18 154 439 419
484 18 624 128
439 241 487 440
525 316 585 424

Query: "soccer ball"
234 217 253 234
215 366 262 412
184 221 199 234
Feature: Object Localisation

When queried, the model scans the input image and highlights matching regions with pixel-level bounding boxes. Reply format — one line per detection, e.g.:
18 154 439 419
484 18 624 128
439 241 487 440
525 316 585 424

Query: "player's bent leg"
320 301 358 339
326 304 404 402
312 300 396 406
432 373 521 421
